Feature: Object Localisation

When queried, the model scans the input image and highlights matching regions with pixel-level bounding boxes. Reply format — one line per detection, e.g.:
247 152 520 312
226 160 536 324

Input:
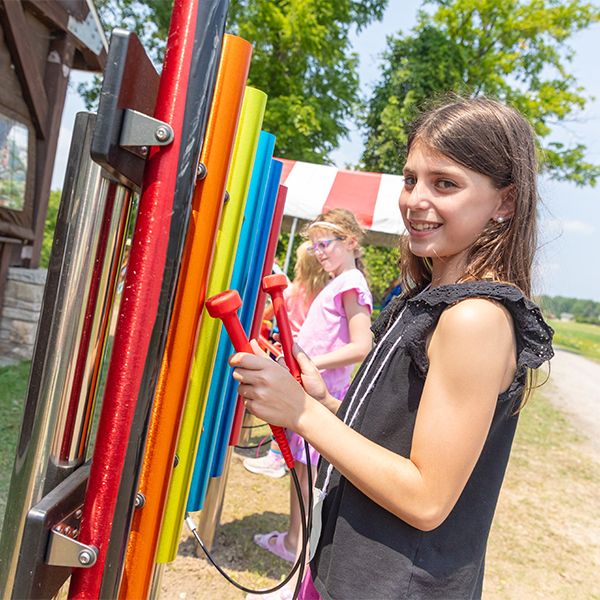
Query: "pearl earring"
494 216 505 223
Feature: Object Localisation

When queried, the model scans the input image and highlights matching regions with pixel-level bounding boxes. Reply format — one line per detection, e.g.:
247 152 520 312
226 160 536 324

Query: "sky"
52 0 600 301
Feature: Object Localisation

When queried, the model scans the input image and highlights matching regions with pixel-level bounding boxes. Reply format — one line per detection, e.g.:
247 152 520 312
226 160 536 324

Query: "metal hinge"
120 109 174 149
46 528 98 568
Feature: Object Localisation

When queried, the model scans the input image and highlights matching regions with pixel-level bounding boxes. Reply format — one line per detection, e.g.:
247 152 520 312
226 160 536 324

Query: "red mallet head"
205 290 251 354
262 273 287 295
205 289 242 319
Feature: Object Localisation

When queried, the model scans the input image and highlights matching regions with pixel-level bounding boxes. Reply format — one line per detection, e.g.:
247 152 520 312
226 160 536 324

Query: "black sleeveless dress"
311 282 554 600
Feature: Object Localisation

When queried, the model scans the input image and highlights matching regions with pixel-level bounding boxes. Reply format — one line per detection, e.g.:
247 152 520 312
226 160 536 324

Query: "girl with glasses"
251 208 373 572
243 241 331 479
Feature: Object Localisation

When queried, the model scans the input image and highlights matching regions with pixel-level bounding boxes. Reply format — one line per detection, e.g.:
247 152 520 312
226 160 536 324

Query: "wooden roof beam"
0 0 48 138
24 0 107 71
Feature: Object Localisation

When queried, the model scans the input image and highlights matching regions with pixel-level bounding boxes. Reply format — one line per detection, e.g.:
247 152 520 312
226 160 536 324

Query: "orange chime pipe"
119 34 252 600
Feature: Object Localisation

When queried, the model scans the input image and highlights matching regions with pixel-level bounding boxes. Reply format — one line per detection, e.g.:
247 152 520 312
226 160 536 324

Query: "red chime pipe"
68 1 201 597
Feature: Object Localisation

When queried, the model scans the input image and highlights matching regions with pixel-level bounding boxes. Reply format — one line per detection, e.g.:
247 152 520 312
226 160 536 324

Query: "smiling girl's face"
400 142 511 285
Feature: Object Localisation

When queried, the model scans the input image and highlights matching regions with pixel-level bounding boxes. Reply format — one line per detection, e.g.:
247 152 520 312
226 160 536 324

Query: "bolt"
74 509 82 520
155 126 170 142
134 492 146 509
140 146 149 156
63 526 73 537
196 162 207 180
78 550 93 566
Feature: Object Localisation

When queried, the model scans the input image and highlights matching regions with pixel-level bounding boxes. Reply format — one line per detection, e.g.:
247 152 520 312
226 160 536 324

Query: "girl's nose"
405 180 431 209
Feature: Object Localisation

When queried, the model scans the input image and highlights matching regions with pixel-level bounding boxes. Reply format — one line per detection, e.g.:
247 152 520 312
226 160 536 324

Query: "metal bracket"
91 30 161 189
120 109 174 148
46 529 98 568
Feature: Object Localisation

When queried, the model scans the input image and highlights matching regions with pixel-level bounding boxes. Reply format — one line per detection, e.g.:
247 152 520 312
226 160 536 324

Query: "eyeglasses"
307 237 344 255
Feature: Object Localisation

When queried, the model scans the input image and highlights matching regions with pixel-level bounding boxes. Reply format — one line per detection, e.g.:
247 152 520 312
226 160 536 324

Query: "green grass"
0 361 30 530
548 319 600 363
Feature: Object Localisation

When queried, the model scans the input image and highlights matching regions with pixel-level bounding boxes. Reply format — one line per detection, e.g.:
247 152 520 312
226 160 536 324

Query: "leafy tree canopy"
361 0 600 186
80 0 387 162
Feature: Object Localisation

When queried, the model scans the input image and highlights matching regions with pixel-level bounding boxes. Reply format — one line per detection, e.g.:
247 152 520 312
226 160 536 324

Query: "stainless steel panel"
0 113 125 598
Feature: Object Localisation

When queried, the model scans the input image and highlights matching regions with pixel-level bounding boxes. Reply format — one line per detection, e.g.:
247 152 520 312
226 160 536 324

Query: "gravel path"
547 348 600 459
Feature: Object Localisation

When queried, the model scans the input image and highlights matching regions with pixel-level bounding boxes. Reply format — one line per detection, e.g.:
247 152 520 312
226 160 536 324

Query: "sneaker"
243 451 287 479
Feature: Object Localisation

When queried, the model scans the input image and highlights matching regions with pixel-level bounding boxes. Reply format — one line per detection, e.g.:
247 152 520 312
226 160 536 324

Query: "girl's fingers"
238 383 251 399
232 367 262 386
293 343 317 373
229 350 268 369
249 337 269 358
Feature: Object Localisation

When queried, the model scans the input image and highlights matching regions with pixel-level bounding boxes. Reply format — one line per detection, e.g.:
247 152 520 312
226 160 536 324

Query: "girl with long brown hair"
233 97 554 599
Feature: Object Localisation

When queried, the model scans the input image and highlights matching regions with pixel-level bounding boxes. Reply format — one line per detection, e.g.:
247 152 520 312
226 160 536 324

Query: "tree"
76 0 170 109
80 0 388 162
361 0 600 186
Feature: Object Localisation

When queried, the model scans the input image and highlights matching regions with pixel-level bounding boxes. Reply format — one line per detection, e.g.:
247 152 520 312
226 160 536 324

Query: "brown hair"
293 241 330 302
400 96 539 298
302 208 368 278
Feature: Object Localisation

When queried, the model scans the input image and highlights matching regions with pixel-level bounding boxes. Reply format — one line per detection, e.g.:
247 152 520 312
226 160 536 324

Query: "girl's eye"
437 179 457 189
403 175 416 187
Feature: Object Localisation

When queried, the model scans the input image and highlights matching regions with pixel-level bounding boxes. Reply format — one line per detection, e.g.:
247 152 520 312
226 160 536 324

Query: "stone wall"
0 267 47 365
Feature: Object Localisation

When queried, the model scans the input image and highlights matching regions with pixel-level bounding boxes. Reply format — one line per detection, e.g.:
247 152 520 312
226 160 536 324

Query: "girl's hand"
291 343 329 404
230 340 310 430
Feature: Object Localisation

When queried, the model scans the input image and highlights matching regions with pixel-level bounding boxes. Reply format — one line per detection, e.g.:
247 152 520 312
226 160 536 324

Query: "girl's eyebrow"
403 166 461 177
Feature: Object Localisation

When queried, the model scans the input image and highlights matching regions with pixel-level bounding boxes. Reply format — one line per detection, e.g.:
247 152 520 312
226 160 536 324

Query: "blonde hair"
293 241 330 302
302 208 368 278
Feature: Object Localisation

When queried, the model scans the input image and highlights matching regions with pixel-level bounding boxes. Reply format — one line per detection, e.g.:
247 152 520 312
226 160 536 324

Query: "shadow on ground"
181 510 293 581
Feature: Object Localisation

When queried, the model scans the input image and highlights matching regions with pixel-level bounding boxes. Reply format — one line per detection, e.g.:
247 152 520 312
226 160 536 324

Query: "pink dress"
284 282 311 337
288 268 372 465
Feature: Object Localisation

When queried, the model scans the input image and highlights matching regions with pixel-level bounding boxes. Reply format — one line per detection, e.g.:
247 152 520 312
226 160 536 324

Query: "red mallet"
262 274 302 383
205 290 294 469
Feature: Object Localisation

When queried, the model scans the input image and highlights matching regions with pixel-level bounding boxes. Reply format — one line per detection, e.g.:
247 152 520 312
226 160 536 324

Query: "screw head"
134 492 146 509
155 126 170 142
78 550 93 566
196 162 207 180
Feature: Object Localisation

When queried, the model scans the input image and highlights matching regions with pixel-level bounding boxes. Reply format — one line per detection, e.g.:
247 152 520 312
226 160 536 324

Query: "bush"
40 190 61 268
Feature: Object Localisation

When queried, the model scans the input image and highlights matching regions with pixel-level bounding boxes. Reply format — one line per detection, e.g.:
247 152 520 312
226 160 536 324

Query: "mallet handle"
262 274 302 383
206 290 294 469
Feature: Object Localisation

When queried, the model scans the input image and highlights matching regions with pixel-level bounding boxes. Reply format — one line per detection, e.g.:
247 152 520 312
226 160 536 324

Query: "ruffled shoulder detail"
330 269 373 313
399 282 554 401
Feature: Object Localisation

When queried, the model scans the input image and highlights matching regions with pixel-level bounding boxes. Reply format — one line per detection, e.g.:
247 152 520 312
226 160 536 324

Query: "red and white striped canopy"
278 159 406 237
